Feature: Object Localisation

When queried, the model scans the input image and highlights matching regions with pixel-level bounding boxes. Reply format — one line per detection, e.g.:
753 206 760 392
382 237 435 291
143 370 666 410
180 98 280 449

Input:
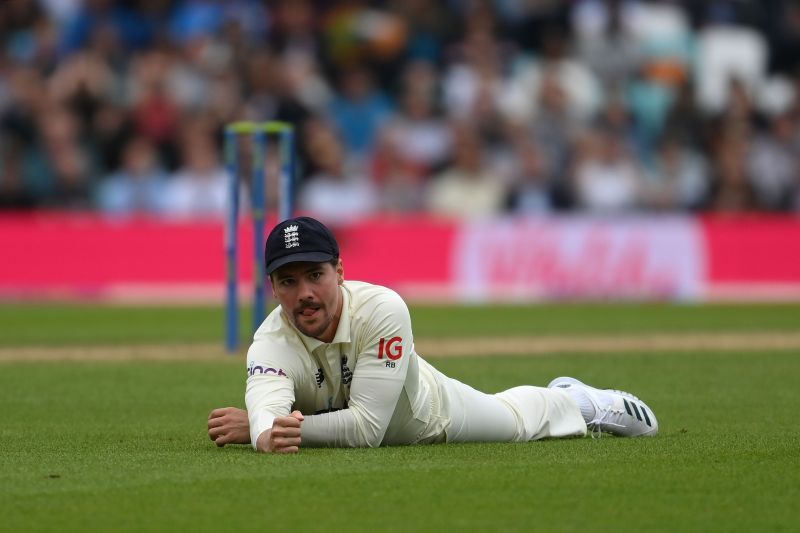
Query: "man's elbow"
357 426 386 448
350 408 387 448
358 436 382 448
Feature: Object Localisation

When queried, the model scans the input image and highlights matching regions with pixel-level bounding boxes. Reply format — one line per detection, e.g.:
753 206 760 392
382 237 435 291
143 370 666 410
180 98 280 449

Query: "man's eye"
310 272 322 281
280 279 294 287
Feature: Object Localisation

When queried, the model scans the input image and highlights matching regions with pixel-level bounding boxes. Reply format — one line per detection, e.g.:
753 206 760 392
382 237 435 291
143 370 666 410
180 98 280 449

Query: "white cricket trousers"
435 370 587 442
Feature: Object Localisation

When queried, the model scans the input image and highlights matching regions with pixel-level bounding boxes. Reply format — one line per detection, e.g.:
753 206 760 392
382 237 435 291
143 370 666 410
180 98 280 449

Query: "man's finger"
208 407 232 420
215 434 230 447
290 410 305 421
273 445 299 454
207 416 226 429
274 416 301 428
270 426 301 438
274 437 302 448
208 426 225 439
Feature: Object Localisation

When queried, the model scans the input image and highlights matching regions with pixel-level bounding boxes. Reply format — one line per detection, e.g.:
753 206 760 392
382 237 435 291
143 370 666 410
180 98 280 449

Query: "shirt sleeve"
244 339 298 449
301 291 412 447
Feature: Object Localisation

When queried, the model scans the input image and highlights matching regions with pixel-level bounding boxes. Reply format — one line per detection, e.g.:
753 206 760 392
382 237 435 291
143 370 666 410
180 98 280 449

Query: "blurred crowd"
3 0 800 220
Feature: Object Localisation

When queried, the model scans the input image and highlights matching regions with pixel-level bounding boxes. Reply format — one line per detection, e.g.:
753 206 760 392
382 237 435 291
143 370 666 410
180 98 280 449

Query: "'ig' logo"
378 337 403 360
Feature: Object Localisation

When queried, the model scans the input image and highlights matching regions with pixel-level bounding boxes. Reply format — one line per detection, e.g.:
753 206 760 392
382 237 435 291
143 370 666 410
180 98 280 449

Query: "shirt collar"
330 284 351 345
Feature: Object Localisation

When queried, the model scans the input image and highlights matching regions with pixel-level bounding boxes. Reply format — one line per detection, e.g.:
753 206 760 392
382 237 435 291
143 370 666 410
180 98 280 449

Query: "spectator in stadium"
572 127 644 213
746 112 800 210
90 102 136 174
500 26 601 127
572 0 642 92
505 131 554 214
38 105 96 209
1 0 59 71
242 48 313 135
132 79 181 172
708 131 758 212
0 137 37 208
426 123 507 219
96 135 168 215
0 66 51 204
525 72 583 207
643 135 710 211
390 0 452 63
662 80 709 152
298 119 378 223
327 66 393 161
369 129 427 213
163 126 228 218
441 3 510 131
380 60 452 177
59 0 154 58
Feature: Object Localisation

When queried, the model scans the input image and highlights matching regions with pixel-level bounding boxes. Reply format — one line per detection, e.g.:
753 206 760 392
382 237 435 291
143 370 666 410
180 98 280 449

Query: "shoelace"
587 388 648 438
558 382 644 438
584 389 631 439
587 408 626 439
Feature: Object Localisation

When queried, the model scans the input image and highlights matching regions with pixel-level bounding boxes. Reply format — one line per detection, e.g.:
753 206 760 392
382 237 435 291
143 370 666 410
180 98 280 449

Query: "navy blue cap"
264 217 340 275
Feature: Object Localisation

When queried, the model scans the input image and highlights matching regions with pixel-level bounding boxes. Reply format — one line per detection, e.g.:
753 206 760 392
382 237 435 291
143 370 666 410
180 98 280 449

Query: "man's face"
271 260 344 342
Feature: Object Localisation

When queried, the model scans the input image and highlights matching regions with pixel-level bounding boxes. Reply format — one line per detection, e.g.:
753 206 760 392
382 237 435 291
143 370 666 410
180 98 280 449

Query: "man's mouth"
299 305 320 318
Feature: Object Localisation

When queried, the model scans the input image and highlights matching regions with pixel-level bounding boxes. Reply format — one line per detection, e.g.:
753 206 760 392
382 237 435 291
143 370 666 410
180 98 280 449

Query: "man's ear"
337 259 344 285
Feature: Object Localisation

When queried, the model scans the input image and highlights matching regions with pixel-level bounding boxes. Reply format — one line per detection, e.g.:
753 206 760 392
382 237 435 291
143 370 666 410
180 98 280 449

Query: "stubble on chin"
293 315 329 339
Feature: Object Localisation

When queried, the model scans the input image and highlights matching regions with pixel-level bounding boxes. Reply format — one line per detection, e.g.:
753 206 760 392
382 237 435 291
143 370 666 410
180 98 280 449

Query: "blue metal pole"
279 127 295 221
252 129 267 332
224 128 240 353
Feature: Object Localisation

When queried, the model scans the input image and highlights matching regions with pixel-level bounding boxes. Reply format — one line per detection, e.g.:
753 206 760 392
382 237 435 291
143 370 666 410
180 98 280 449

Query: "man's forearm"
301 405 385 448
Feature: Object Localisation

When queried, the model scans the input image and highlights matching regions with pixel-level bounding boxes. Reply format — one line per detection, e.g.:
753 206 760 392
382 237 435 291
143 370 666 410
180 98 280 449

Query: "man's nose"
297 278 314 300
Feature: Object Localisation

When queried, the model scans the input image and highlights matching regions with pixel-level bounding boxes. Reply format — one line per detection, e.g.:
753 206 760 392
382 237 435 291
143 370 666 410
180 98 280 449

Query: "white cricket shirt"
245 280 449 448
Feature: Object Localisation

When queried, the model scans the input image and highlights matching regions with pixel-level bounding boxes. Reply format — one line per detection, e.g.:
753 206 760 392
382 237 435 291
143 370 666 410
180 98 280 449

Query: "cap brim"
266 251 336 274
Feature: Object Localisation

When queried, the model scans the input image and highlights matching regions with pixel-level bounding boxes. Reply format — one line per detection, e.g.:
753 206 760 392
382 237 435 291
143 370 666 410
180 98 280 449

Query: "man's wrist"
255 429 272 453
250 413 276 450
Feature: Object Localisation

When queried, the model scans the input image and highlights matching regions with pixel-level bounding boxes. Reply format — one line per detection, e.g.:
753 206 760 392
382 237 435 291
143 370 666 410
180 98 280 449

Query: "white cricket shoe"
548 376 658 437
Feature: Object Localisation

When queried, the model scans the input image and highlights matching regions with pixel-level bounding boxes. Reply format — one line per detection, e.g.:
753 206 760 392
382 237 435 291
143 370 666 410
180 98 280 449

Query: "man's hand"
208 407 251 447
255 410 304 453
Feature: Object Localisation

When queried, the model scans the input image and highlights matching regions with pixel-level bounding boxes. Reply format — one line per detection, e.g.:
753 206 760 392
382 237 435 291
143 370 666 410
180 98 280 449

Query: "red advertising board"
1 212 799 302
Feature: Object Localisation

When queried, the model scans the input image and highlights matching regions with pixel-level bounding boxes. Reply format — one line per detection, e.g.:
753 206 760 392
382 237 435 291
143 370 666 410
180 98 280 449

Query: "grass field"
1 303 799 532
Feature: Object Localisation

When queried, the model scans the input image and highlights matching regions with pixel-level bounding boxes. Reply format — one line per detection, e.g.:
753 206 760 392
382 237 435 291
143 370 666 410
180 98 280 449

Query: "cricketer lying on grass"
208 217 659 453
